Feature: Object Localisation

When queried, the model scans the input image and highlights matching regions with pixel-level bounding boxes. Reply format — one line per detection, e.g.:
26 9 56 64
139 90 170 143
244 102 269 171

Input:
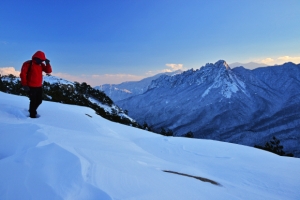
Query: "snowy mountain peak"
214 60 230 70
148 60 243 98
201 62 246 99
203 60 230 71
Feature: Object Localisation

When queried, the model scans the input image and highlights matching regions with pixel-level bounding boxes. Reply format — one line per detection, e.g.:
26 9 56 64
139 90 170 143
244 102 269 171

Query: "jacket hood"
32 51 46 60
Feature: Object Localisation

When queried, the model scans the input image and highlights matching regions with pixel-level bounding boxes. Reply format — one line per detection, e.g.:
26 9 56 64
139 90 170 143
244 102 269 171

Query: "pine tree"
165 129 173 136
160 128 167 136
265 136 284 155
254 136 294 157
184 131 194 138
142 122 149 130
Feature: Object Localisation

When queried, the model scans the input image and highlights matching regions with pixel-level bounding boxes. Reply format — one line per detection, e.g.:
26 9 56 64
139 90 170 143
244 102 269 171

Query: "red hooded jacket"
20 51 52 87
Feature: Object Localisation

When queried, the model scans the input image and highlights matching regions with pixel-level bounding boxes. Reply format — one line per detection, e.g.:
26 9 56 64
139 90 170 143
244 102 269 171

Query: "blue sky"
1 0 300 85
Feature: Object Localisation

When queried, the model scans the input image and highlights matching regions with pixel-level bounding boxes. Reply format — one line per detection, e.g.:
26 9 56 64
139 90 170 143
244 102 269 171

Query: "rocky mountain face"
95 70 182 102
116 60 300 156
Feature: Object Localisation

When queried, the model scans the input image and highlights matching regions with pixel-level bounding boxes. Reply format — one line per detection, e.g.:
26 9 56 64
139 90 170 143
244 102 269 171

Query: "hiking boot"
30 114 37 118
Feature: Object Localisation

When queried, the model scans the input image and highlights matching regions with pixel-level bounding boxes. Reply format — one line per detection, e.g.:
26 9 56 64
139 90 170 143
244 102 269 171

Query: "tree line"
1 74 196 139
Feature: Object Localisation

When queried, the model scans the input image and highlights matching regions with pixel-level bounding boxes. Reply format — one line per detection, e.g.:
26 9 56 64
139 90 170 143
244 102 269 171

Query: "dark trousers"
28 87 43 117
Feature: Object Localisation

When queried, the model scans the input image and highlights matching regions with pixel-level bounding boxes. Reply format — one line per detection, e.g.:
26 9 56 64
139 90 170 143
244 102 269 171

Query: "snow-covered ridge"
149 60 246 98
0 75 73 86
43 75 74 86
116 61 300 157
42 75 132 118
1 91 300 200
201 61 247 98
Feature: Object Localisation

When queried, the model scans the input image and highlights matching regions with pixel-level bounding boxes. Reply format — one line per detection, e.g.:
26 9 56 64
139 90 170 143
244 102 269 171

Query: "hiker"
20 51 52 118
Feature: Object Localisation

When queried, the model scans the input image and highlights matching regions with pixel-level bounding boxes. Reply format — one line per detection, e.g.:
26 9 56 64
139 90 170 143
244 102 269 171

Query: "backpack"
25 60 33 79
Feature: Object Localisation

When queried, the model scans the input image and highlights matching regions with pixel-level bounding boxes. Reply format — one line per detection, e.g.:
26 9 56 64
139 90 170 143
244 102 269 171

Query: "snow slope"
0 92 300 200
2 74 135 123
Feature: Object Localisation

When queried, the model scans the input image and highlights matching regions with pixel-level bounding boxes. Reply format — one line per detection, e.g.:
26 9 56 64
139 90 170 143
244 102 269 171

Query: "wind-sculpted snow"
116 61 300 157
1 92 300 199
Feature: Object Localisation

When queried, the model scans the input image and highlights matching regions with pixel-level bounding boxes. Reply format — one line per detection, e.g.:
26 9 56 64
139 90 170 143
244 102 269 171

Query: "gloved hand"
33 57 43 64
23 86 30 92
45 59 50 65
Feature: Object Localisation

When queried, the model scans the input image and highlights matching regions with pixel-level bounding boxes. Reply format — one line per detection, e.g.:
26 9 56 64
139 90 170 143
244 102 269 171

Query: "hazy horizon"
1 60 298 86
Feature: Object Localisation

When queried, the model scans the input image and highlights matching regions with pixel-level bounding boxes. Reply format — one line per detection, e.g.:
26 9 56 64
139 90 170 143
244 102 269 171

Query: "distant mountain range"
95 70 182 102
113 61 300 157
95 62 267 103
229 62 267 69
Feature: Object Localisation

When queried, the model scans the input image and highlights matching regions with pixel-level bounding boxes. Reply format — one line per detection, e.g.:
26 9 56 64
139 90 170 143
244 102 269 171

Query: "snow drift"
0 92 300 200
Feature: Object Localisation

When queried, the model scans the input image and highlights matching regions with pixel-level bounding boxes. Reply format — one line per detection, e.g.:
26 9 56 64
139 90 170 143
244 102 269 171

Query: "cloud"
0 67 20 76
277 56 300 63
260 55 300 65
146 63 185 76
261 58 274 64
165 63 184 71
